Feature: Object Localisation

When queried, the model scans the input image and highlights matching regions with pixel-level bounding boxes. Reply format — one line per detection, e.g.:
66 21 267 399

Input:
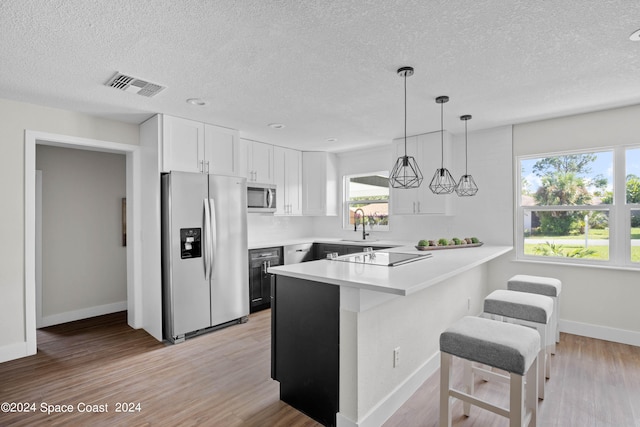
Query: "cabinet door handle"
412 201 416 213
200 160 204 173
417 201 420 213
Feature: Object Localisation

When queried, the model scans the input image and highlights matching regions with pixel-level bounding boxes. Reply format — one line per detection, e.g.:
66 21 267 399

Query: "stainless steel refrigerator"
161 171 249 343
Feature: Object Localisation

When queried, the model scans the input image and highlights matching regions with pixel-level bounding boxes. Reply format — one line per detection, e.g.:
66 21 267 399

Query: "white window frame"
516 145 640 269
343 171 390 232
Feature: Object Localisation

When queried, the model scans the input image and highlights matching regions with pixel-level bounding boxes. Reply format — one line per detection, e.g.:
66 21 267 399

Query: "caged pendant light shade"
429 96 456 194
455 115 479 196
390 67 423 189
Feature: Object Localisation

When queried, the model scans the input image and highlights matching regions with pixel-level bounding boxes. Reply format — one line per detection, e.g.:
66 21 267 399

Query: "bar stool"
483 289 553 400
439 316 539 427
508 274 562 351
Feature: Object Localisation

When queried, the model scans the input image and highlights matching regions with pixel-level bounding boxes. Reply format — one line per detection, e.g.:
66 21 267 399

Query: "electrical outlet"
393 347 400 368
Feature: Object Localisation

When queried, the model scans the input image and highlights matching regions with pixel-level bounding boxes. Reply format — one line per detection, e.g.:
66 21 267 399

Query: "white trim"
0 342 32 364
23 130 144 363
560 319 640 347
337 351 440 427
24 134 37 356
35 170 43 329
39 301 128 328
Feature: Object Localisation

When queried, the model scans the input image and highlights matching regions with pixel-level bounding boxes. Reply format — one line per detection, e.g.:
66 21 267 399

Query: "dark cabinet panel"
313 243 392 260
272 275 339 427
314 243 345 260
249 247 282 312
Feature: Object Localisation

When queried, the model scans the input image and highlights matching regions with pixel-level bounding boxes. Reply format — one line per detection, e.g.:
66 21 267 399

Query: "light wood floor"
1 310 638 426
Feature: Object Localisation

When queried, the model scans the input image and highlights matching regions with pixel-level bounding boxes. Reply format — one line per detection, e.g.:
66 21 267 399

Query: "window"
627 148 640 263
344 172 389 231
517 148 640 268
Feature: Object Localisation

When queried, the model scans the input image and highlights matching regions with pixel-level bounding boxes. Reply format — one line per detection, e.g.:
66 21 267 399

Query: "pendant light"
429 96 456 194
390 66 423 189
455 115 479 196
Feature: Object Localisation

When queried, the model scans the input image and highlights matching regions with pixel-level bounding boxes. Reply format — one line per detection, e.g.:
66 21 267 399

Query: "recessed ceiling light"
326 138 338 142
630 29 640 41
186 98 208 106
268 123 285 129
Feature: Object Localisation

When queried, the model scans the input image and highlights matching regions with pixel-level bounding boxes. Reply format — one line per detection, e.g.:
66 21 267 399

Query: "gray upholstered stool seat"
508 274 562 347
484 289 552 324
483 289 553 399
439 316 539 427
508 274 561 297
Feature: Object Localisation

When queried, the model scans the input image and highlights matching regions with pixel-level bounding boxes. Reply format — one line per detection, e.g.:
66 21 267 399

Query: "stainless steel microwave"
247 183 276 213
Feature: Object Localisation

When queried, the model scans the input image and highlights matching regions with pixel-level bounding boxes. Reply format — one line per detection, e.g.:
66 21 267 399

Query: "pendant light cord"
403 72 407 156
464 119 468 175
440 101 444 168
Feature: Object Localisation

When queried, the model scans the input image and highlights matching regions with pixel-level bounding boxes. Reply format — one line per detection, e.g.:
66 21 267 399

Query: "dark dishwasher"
248 247 282 312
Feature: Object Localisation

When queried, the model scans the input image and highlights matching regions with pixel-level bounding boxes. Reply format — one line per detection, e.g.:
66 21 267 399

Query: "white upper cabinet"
241 139 274 183
274 146 302 215
390 131 453 215
203 123 241 176
161 115 240 175
302 151 338 216
162 115 204 173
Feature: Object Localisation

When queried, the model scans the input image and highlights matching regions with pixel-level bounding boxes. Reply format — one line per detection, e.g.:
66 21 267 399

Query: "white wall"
313 126 513 245
339 263 491 425
247 214 316 245
0 98 138 363
36 145 127 325
322 110 640 344
488 104 640 345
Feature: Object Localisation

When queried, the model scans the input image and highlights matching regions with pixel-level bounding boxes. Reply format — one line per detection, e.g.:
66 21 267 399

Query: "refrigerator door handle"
209 198 217 279
203 198 212 280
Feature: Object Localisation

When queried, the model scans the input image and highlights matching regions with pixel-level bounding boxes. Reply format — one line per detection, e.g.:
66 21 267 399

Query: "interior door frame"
24 130 143 355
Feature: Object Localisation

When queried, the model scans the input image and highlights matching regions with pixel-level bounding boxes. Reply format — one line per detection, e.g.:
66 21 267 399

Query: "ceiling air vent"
105 72 166 97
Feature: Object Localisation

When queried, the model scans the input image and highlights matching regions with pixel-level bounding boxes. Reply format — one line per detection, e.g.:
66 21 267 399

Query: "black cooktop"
331 251 432 267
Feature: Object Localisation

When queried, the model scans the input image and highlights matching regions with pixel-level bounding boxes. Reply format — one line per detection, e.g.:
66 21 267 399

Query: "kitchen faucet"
354 208 369 240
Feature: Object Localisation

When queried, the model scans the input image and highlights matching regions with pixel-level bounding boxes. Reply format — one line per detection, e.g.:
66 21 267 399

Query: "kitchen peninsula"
268 244 511 427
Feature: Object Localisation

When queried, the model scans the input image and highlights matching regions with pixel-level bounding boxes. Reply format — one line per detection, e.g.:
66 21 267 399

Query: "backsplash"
247 214 315 244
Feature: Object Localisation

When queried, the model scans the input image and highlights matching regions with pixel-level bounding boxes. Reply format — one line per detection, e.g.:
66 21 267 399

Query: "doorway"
35 145 127 328
24 130 144 356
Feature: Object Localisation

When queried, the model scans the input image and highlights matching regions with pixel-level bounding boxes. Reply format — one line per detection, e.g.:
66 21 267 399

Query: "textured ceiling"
1 0 640 152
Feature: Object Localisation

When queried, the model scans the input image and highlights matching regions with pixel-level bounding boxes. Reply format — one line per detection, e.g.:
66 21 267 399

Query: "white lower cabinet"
390 131 453 215
284 243 313 264
274 146 302 215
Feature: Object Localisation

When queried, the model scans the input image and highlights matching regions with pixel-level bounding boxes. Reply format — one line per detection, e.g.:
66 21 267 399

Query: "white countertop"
268 245 513 296
248 237 410 250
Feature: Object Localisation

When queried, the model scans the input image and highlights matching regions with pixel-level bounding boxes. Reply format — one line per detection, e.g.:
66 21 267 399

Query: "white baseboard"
38 301 127 328
560 319 640 347
0 341 36 364
337 351 440 427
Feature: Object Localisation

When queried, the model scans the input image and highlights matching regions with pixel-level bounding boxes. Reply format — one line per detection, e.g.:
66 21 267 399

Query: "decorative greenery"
417 237 479 247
